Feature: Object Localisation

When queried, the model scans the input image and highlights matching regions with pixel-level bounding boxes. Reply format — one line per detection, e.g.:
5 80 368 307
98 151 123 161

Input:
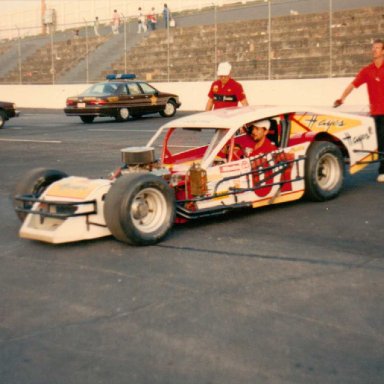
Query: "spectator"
334 39 384 182
163 3 170 28
111 9 120 35
137 7 147 33
93 16 100 37
148 7 157 31
205 62 249 110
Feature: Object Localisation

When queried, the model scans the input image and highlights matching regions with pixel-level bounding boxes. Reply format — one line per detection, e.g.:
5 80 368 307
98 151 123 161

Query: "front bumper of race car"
15 177 112 244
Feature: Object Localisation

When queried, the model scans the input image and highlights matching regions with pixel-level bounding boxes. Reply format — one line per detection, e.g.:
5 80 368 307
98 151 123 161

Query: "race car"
0 100 19 128
13 106 380 246
64 74 181 123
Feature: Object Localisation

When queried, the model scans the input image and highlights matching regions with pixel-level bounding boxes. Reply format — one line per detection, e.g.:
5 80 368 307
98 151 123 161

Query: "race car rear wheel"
305 141 344 201
80 116 95 124
104 173 175 245
115 107 130 122
160 100 176 117
13 168 68 221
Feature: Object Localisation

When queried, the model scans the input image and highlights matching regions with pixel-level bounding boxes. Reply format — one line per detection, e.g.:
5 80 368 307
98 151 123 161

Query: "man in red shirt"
334 39 384 182
205 62 249 110
219 120 276 160
247 120 277 156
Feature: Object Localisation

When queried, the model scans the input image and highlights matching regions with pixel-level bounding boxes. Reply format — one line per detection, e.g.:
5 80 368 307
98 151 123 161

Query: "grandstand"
0 35 110 84
0 1 383 84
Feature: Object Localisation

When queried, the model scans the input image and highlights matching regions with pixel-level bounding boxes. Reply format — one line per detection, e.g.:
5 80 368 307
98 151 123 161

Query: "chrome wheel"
305 141 344 201
130 188 168 233
315 153 342 191
104 173 175 245
164 102 175 116
160 100 176 117
0 110 6 128
116 108 130 121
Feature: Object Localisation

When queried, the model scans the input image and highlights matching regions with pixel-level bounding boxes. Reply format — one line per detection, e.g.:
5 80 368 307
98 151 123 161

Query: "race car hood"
44 176 111 200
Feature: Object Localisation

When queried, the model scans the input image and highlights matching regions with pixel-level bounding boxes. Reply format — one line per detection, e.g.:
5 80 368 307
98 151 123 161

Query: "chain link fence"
0 0 383 84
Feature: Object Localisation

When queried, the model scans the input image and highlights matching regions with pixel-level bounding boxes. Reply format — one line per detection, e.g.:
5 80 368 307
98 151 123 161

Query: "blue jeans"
373 115 384 174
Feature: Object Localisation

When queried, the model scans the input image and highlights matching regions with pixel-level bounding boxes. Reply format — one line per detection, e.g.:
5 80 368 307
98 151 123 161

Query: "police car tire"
80 116 95 124
304 141 344 202
13 167 68 222
104 173 175 245
115 108 130 122
0 110 6 128
160 100 176 117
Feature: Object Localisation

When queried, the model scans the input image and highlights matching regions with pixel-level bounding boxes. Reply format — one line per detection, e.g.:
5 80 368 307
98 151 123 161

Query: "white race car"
13 106 380 245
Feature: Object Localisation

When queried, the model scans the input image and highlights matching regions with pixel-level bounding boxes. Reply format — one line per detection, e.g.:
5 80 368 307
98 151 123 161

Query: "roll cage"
147 113 292 168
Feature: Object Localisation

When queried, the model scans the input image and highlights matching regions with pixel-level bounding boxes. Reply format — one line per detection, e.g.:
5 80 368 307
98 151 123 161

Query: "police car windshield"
80 82 119 96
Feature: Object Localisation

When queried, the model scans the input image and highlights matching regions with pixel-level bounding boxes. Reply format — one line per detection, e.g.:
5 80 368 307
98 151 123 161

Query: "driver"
246 120 277 156
217 120 277 160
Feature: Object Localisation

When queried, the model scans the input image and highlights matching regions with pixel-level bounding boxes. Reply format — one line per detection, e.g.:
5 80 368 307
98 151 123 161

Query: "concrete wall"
0 77 370 114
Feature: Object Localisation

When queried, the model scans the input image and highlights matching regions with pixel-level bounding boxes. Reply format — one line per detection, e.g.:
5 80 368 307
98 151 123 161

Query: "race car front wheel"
160 100 176 117
115 108 130 122
13 168 68 221
304 141 344 201
104 173 175 245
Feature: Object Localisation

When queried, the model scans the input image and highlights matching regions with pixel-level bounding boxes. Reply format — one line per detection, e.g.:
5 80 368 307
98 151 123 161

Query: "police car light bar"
106 74 136 80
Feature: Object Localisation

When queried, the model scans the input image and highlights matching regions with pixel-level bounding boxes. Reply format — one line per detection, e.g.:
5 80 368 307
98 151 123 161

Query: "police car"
13 106 380 246
0 100 19 128
64 74 181 123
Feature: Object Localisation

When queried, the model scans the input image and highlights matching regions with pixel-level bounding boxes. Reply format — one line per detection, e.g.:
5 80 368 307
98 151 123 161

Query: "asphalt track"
1 110 383 384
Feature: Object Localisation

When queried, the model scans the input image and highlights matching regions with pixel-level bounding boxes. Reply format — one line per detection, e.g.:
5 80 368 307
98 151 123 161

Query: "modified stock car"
13 106 380 245
64 74 181 123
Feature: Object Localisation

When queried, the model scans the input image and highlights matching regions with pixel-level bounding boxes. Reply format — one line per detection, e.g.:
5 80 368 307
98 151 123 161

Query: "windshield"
148 127 230 166
138 82 157 94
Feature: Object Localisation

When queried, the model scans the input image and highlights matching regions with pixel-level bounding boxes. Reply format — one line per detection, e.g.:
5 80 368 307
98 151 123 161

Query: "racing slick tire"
13 168 68 221
0 110 6 129
304 141 344 202
80 116 95 124
115 107 130 122
160 100 177 118
104 173 175 245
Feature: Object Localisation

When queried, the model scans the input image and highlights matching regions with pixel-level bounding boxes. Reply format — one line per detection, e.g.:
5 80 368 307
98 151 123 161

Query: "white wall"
0 77 370 114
